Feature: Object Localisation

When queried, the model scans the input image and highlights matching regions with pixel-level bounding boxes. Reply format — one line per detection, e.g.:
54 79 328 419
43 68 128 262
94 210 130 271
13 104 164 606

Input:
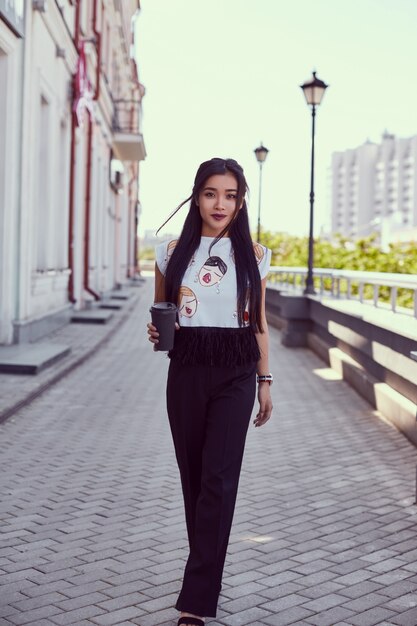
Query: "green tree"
139 246 155 260
257 230 417 309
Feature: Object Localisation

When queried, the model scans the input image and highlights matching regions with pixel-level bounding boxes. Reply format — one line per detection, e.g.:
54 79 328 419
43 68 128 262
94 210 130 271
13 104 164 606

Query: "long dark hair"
158 157 263 332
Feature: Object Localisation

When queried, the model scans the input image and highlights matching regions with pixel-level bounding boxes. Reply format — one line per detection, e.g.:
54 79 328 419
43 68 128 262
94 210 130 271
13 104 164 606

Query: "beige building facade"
0 0 146 345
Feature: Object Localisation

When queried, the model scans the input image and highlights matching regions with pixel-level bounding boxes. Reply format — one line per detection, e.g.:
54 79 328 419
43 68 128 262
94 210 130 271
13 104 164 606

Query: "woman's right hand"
147 321 180 350
147 322 159 349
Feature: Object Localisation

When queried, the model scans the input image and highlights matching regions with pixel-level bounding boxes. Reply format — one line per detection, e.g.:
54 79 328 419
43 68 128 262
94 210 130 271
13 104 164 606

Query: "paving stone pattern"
0 287 142 422
1 279 417 626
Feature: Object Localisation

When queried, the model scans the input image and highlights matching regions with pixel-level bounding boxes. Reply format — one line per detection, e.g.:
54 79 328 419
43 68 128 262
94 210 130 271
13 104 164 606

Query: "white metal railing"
268 266 417 318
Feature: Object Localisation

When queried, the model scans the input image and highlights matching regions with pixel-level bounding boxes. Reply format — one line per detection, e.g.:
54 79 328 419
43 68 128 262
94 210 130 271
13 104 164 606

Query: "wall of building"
0 0 146 345
18 5 75 327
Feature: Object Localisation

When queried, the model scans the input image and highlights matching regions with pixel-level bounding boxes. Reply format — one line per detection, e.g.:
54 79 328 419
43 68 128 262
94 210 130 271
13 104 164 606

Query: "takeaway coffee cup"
149 302 177 351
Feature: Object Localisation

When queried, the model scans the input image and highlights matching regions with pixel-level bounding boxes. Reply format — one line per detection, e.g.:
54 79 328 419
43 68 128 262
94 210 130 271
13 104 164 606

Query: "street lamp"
254 143 269 243
300 71 328 294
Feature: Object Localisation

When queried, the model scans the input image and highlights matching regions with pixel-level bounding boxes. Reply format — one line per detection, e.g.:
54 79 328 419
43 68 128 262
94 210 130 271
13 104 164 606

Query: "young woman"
147 157 273 626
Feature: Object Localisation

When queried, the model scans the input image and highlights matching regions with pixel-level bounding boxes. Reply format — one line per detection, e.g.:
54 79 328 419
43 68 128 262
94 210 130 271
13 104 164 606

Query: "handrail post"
391 286 397 313
373 285 378 308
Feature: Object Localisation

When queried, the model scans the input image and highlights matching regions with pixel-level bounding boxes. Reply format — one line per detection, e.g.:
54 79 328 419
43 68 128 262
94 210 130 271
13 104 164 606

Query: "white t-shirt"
155 236 271 329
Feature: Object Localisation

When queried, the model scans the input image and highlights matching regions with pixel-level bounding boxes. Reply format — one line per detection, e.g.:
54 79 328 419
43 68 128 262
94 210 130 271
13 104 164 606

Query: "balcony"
112 99 146 162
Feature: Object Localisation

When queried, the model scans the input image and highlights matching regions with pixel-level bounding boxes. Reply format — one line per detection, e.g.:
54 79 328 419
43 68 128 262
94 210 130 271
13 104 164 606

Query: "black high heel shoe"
177 618 204 626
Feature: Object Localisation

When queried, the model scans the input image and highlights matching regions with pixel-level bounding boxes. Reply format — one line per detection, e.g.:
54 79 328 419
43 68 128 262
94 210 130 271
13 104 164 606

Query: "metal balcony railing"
268 266 417 318
112 99 142 135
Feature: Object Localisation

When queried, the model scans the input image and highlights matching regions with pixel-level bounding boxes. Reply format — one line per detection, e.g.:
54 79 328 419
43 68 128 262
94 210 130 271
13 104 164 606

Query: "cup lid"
151 302 177 311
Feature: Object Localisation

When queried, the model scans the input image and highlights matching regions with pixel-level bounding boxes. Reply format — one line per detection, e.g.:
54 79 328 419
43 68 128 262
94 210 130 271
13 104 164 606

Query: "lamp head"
254 143 269 164
300 71 328 106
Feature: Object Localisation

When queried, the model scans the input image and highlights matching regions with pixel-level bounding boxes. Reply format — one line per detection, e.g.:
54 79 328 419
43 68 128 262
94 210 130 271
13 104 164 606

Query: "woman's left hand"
253 383 273 427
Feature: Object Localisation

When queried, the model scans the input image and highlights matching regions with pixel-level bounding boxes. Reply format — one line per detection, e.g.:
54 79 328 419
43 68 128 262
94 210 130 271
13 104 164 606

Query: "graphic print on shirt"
164 240 178 266
230 243 264 266
253 242 265 265
156 237 271 328
196 256 228 294
164 240 195 271
178 286 198 318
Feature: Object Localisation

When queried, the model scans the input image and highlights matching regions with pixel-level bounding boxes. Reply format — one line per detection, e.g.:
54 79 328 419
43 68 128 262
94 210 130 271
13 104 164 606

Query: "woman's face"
197 173 239 237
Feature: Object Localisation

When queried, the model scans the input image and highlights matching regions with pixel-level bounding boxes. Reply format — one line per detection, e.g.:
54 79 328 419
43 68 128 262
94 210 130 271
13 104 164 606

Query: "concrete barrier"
266 285 417 446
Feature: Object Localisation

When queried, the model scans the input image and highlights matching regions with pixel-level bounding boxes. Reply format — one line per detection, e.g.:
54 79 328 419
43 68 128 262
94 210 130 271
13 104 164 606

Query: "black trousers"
166 359 257 617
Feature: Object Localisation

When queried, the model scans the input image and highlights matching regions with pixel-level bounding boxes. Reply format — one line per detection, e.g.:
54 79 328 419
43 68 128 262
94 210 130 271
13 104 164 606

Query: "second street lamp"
254 143 269 243
300 71 328 295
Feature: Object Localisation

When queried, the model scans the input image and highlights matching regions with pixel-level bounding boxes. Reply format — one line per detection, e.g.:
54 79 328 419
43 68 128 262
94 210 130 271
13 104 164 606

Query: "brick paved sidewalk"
0 284 143 423
1 278 417 626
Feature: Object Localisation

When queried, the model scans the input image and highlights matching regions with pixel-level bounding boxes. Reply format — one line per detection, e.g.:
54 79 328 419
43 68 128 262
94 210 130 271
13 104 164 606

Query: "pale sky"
135 0 417 239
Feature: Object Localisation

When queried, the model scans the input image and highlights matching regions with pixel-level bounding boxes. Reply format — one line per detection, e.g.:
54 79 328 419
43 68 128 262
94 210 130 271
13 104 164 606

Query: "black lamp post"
254 143 269 243
300 71 328 294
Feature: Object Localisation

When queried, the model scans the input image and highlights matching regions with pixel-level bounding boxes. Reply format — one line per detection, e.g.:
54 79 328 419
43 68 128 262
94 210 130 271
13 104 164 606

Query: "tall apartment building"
331 132 417 241
0 0 146 345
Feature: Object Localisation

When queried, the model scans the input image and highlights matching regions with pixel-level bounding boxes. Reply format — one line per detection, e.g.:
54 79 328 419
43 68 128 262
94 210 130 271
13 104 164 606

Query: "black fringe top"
168 326 260 367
